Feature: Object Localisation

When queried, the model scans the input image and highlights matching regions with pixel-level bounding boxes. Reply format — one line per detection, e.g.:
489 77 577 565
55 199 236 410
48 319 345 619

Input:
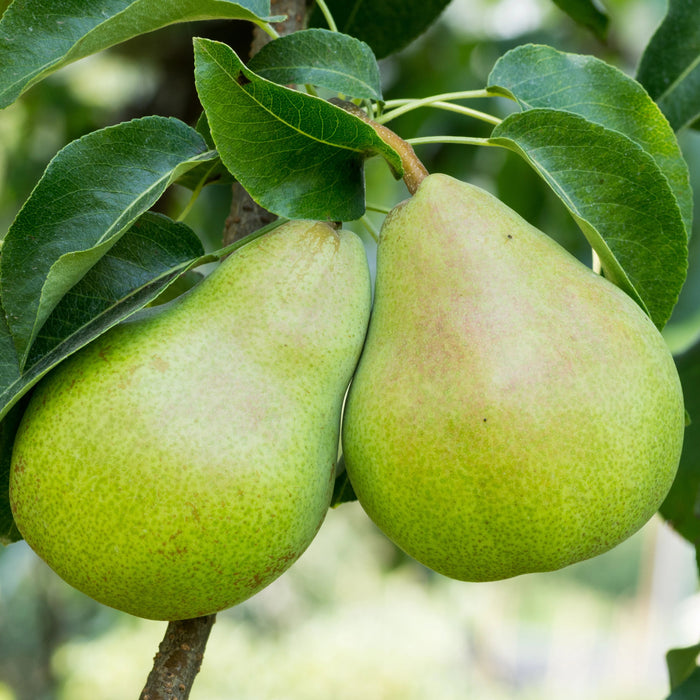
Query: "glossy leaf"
488 44 693 239
0 0 282 109
489 109 687 330
25 213 205 365
637 0 700 132
661 340 700 546
550 0 608 40
248 29 382 101
0 116 214 367
309 0 451 59
194 38 402 221
0 213 206 424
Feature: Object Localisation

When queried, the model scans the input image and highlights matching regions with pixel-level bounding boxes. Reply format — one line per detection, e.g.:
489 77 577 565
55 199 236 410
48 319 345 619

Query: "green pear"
10 220 371 620
342 173 685 582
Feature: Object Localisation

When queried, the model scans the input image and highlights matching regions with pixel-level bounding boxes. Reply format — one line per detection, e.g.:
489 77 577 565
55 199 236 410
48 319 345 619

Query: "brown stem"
139 616 216 700
331 100 429 195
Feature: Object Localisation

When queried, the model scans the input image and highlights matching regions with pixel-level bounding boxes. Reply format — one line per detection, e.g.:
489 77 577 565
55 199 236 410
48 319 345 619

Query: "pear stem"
377 97 501 127
407 135 493 147
333 100 428 195
139 615 216 700
314 0 338 31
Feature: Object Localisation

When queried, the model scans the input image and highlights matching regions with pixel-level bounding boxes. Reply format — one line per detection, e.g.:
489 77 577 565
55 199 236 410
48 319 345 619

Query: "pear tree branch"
139 616 216 700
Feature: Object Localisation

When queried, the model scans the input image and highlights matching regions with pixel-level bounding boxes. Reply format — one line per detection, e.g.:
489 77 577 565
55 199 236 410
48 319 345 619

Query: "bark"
139 616 216 700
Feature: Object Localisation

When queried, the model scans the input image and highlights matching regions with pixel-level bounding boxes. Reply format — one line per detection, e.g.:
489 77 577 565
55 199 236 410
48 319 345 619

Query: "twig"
140 616 216 700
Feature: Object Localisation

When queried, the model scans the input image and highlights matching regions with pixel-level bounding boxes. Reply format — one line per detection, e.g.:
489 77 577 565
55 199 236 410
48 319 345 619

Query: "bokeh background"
1 0 699 698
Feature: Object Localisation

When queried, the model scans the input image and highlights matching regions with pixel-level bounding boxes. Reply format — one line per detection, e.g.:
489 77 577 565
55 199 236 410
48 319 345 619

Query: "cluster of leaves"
0 0 699 695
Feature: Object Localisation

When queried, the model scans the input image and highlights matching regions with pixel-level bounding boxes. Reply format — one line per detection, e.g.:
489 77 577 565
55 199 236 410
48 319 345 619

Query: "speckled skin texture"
11 220 371 620
342 174 685 582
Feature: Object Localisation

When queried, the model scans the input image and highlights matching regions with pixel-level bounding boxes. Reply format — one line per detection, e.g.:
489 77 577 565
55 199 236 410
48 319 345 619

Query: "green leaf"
636 0 700 132
193 38 402 221
331 455 357 507
248 29 382 101
25 213 205 365
549 0 608 40
667 642 700 690
661 340 700 546
488 44 693 240
0 212 206 424
0 0 283 109
0 298 20 403
309 0 451 59
0 398 25 545
668 667 700 700
489 109 687 330
0 115 214 367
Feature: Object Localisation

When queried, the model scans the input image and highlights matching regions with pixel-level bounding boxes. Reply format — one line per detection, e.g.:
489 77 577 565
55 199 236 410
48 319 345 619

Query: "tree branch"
139 616 216 700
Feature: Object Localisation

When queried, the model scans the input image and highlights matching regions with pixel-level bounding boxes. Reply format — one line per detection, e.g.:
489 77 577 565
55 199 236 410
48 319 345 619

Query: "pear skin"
342 173 685 582
10 220 371 620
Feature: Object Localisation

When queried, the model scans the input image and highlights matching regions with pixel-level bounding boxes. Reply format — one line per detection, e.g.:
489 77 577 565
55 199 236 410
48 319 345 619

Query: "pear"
342 173 685 582
10 220 371 620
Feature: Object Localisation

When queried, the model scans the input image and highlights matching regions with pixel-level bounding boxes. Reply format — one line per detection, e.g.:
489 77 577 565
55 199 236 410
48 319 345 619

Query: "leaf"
660 340 700 546
488 44 693 240
308 0 451 59
0 298 20 403
549 0 608 40
489 109 687 330
248 28 382 101
25 213 205 365
0 115 214 367
636 0 700 132
193 38 402 221
667 642 700 690
668 667 700 700
0 212 206 424
331 455 357 507
0 0 283 109
0 397 25 544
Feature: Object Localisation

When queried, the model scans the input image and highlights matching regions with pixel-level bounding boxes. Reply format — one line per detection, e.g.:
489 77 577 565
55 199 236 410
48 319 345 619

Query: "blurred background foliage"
1 0 699 698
